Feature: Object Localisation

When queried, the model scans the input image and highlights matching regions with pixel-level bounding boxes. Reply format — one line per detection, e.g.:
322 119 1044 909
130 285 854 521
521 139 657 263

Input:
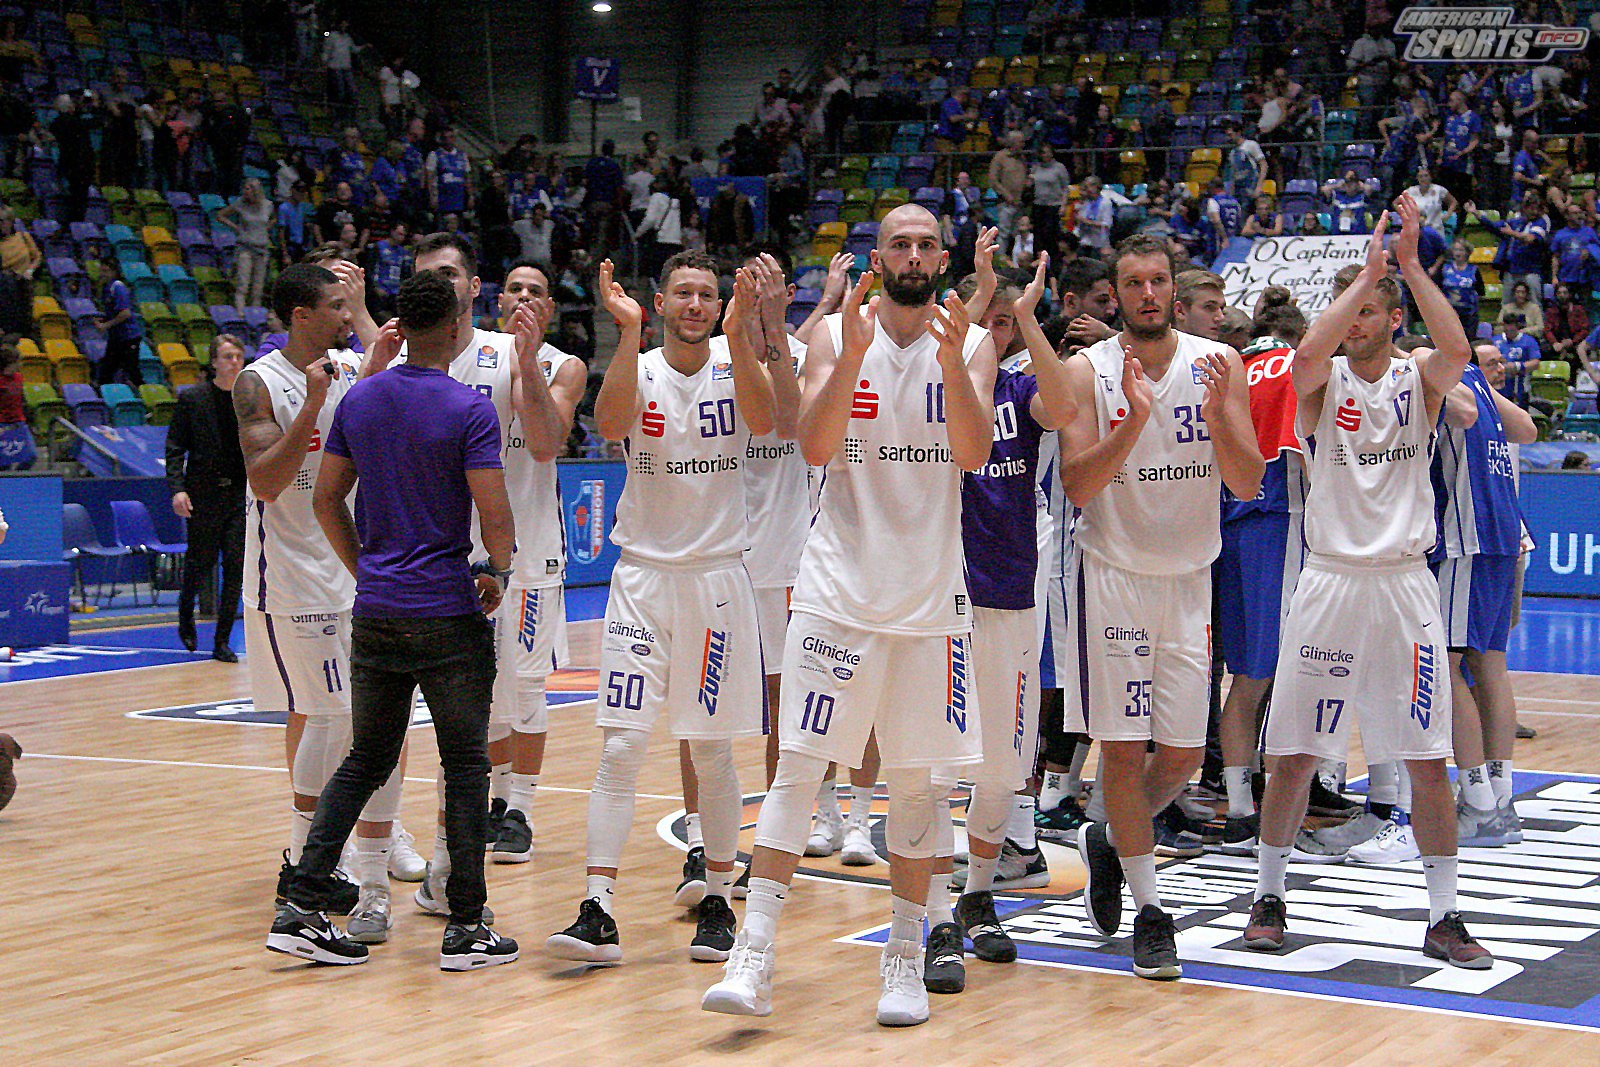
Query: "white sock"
492 762 512 802
1256 843 1293 901
1123 852 1160 912
509 772 538 817
1486 760 1513 804
1040 771 1069 811
816 778 842 817
1067 745 1090 794
354 835 391 887
1460 764 1496 810
685 812 703 850
927 871 954 925
1396 763 1414 818
706 866 735 902
745 877 788 950
849 784 874 823
586 874 617 914
965 851 1000 894
1086 785 1108 824
1009 794 1038 850
1367 761 1399 806
432 826 451 880
889 894 926 944
288 808 313 864
1224 765 1256 818
1421 855 1457 924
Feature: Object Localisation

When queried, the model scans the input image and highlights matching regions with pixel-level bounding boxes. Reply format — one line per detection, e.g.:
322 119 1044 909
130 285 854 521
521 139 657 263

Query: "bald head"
878 204 942 248
874 205 945 308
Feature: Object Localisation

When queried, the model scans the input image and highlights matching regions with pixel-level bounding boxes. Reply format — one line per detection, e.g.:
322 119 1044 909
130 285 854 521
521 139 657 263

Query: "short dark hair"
1058 257 1108 298
660 249 720 288
396 270 458 333
273 263 338 324
1110 232 1174 285
413 231 478 276
739 244 792 276
505 258 552 285
302 243 354 266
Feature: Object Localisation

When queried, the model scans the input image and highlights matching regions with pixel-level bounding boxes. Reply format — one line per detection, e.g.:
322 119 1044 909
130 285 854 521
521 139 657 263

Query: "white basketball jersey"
242 348 361 614
1303 355 1437 561
790 312 988 636
1075 331 1224 575
612 336 750 564
743 333 810 589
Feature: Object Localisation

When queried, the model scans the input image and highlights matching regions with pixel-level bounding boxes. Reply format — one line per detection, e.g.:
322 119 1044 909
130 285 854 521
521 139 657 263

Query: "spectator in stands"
1551 202 1600 300
1546 282 1591 369
681 146 710 184
933 87 975 156
328 127 369 206
217 177 276 312
1562 450 1591 470
166 334 247 662
1201 178 1243 263
274 148 311 200
314 181 366 249
367 220 410 319
1437 90 1483 205
1578 320 1600 393
1483 98 1517 210
1442 238 1485 340
1324 170 1379 235
0 342 22 424
1140 83 1177 183
1377 92 1435 198
583 138 624 256
1224 121 1267 204
0 207 39 281
514 202 555 264
754 83 788 131
1029 143 1071 265
49 91 100 223
1073 175 1129 256
1298 210 1326 236
1510 128 1548 206
1084 101 1122 184
705 179 753 256
1347 23 1397 124
1506 63 1543 127
1498 279 1547 342
624 156 655 230
93 257 143 388
277 179 313 266
1490 194 1552 300
100 96 140 191
988 130 1028 242
1052 256 1116 354
427 127 473 226
323 17 364 117
1009 214 1037 271
1402 166 1457 232
635 174 685 283
1495 312 1543 407
818 62 852 157
1241 195 1284 239
205 88 251 198
378 54 417 140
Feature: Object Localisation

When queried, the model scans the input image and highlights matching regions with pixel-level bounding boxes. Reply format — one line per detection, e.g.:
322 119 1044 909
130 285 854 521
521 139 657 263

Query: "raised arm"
1014 254 1075 430
797 270 874 466
1442 381 1480 429
1059 349 1152 507
234 363 329 502
1393 194 1471 415
962 226 1000 321
312 450 361 578
328 260 381 356
592 259 646 441
509 297 584 461
754 253 801 440
722 266 776 437
795 251 852 344
1293 212 1391 411
927 293 996 471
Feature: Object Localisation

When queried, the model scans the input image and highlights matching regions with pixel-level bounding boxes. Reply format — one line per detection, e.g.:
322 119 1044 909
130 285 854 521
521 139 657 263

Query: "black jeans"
96 333 144 387
290 612 496 924
178 490 244 646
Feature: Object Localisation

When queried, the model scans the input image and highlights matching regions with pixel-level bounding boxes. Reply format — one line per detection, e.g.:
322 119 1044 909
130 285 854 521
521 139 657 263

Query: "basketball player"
1173 270 1227 342
701 204 997 1027
1212 288 1308 854
1435 344 1536 846
238 264 406 938
925 256 1076 995
1063 232 1263 981
545 253 775 964
1244 197 1493 968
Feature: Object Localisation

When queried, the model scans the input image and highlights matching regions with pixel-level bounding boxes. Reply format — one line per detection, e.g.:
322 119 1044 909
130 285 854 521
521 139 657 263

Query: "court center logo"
1394 7 1589 62
662 772 1600 1032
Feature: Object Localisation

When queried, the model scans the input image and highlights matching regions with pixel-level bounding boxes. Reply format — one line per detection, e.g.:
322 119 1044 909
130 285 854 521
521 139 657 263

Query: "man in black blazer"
166 334 249 662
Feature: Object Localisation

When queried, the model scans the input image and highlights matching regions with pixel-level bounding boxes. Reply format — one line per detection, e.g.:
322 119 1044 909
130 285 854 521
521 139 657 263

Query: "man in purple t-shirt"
268 269 519 973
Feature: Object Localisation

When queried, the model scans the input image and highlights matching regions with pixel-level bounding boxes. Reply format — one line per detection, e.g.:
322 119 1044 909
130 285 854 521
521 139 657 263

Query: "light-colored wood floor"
2 632 1598 1064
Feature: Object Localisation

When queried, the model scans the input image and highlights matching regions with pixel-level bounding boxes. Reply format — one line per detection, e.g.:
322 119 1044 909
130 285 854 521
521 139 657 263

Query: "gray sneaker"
414 863 495 924
951 839 1049 890
348 884 392 943
1289 827 1349 863
1495 799 1523 844
1457 799 1510 847
1309 811 1389 852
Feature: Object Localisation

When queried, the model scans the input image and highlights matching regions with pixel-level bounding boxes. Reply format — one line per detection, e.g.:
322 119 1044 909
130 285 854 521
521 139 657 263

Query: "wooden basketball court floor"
3 614 1599 1064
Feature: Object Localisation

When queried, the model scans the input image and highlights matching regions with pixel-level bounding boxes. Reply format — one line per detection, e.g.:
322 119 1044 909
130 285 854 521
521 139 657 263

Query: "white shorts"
1265 556 1452 764
780 612 982 771
1068 553 1211 748
490 584 570 728
752 585 791 676
595 556 767 740
244 607 351 716
969 605 1040 787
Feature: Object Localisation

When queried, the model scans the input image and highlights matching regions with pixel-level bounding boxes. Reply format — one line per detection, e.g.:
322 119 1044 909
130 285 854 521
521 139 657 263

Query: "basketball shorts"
1036 505 1063 690
752 585 791 675
779 611 982 771
1215 510 1306 679
1265 555 1452 765
969 605 1040 788
490 583 570 727
245 607 351 716
1069 553 1211 748
1434 553 1516 654
596 556 767 741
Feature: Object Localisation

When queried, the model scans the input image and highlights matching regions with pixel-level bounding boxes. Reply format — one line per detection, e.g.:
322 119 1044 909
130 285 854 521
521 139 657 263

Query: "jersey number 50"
698 398 736 438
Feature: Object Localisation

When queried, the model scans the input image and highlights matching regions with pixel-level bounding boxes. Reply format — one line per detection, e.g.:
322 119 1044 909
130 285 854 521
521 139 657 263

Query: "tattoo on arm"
233 369 283 464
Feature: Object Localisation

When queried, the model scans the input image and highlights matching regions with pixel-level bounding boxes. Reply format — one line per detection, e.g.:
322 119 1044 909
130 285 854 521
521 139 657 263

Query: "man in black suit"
166 334 248 662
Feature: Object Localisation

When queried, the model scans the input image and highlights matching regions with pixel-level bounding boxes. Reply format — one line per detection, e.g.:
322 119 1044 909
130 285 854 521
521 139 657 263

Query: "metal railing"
46 415 123 475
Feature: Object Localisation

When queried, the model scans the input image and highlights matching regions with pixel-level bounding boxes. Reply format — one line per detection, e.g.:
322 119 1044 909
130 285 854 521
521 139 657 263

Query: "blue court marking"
567 584 608 621
1507 597 1600 676
0 643 212 681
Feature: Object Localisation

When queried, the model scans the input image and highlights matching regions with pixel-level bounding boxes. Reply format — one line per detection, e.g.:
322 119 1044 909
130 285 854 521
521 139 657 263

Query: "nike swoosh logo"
715 601 730 608
907 824 929 848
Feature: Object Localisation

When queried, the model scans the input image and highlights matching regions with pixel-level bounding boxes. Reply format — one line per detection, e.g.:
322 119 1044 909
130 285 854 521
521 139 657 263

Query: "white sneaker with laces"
347 883 392 943
388 825 427 882
701 934 775 1017
805 806 844 857
877 938 930 1027
1345 820 1419 865
1310 811 1388 853
840 819 880 866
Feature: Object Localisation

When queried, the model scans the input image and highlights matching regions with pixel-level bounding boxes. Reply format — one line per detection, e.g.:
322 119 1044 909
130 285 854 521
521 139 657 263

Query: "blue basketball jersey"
434 149 470 213
1431 362 1523 561
961 368 1045 609
1441 262 1480 317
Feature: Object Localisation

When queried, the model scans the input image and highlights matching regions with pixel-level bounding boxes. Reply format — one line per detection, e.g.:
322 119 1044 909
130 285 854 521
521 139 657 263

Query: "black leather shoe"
213 645 239 663
178 620 197 652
